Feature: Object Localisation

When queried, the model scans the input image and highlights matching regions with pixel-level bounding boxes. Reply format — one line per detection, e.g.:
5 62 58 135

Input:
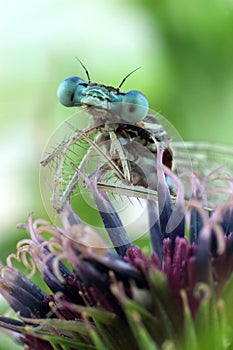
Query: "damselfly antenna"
75 57 91 83
118 66 141 89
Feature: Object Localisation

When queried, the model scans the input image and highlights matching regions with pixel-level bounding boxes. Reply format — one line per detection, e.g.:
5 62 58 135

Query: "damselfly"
40 61 233 218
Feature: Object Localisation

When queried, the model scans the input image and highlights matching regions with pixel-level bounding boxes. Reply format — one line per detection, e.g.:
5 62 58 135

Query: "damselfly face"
57 75 149 125
40 64 233 226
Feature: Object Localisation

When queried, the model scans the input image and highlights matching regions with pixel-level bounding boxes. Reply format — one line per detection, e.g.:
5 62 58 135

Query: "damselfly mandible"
40 61 233 215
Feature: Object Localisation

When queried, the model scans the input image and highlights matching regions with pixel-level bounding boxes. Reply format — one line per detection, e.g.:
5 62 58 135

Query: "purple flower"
1 150 233 349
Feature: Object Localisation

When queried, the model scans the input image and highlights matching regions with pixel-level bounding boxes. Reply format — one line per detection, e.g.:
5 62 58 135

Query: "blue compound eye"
121 90 149 123
57 76 85 107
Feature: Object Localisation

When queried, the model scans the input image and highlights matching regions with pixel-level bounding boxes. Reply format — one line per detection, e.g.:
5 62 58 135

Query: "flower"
1 148 233 349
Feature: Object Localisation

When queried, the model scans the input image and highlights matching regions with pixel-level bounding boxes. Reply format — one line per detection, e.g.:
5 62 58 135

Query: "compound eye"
57 76 84 107
121 90 149 122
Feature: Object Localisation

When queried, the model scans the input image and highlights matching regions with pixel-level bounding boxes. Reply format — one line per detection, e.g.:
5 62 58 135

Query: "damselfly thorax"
40 63 233 217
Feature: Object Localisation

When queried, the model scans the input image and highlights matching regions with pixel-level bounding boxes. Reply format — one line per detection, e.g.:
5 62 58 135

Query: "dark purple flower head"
1 152 233 349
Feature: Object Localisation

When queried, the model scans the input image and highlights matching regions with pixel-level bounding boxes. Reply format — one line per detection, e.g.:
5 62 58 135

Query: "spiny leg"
78 132 128 182
109 130 132 183
40 124 102 167
55 129 132 212
41 124 105 211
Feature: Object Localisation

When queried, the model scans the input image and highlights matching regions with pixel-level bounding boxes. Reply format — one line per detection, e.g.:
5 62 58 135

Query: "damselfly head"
57 63 149 124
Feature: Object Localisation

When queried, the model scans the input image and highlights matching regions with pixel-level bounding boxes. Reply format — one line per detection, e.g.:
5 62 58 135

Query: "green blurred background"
1 0 233 348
